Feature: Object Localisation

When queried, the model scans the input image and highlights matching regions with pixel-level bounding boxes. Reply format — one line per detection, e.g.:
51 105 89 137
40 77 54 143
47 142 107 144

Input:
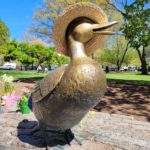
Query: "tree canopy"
99 36 137 69
4 40 69 69
106 0 150 74
30 0 122 40
122 0 149 74
122 0 149 49
0 19 10 45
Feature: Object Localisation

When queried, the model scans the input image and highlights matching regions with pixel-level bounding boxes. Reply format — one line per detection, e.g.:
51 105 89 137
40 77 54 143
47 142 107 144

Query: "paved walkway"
73 112 150 150
0 111 149 150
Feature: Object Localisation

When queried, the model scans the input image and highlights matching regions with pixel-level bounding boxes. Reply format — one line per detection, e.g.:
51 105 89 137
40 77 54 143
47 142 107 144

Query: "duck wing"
32 65 67 103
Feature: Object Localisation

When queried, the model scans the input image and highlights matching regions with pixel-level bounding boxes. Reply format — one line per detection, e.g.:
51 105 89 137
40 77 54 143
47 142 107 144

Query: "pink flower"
22 87 30 94
2 92 20 108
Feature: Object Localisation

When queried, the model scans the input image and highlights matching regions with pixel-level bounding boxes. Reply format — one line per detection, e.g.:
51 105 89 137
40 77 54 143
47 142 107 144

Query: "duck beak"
92 21 118 35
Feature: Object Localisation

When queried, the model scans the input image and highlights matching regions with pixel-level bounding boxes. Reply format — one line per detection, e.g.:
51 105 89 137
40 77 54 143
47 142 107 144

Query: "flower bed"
0 74 31 114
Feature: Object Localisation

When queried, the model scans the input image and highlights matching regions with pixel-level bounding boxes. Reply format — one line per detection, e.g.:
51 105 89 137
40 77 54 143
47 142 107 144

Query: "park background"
0 0 149 122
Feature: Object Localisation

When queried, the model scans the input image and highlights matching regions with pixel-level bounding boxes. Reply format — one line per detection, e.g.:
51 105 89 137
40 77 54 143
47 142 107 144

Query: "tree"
113 36 129 71
123 0 150 74
30 0 121 41
48 53 69 66
99 47 136 69
30 44 49 65
99 36 134 70
4 41 36 69
18 42 37 69
21 32 37 43
4 39 69 69
0 19 10 64
0 19 10 46
146 46 150 66
106 0 150 74
0 44 8 55
4 40 19 61
30 44 69 67
3 38 69 70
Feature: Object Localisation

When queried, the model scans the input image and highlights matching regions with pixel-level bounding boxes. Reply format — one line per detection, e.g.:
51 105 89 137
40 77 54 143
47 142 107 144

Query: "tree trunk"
119 42 129 70
141 57 148 75
137 47 148 75
116 60 120 71
116 40 120 72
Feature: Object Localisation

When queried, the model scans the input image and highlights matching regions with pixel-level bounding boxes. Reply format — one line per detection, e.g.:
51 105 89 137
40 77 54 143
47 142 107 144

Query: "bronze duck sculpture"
28 2 117 149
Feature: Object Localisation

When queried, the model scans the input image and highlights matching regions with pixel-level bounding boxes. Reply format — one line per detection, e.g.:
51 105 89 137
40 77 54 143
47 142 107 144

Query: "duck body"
25 4 118 148
32 56 106 130
31 17 117 132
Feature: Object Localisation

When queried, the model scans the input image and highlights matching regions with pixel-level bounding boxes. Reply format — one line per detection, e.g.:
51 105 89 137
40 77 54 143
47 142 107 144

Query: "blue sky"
0 0 141 41
0 0 42 40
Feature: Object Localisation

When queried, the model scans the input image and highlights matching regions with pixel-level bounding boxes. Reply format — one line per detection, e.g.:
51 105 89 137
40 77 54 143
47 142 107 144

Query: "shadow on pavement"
95 83 150 122
17 119 74 148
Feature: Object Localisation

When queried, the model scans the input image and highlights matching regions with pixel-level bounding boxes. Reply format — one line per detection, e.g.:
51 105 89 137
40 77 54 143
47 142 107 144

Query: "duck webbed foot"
17 119 41 136
42 128 74 147
17 120 82 149
43 128 82 150
64 129 82 146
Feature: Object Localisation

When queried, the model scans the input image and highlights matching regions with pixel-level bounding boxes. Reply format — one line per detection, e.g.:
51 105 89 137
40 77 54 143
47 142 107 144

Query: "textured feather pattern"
32 65 67 103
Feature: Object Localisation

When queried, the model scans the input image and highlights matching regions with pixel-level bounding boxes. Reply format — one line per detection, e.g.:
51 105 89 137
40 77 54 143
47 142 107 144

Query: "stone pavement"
0 111 149 150
72 112 150 150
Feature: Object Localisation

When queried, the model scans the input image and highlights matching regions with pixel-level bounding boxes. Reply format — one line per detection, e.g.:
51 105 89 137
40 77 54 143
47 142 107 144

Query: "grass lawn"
0 70 48 80
0 70 150 84
106 72 150 84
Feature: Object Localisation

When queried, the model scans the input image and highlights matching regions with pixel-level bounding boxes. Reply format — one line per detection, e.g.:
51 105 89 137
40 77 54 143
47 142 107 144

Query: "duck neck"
68 35 86 59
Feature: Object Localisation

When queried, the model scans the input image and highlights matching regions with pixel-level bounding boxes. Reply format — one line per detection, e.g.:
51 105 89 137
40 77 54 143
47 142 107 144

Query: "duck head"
67 18 118 58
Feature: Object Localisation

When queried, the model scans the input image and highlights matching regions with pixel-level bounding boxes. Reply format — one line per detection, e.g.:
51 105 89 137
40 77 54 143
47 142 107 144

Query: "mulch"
13 80 150 122
94 82 150 122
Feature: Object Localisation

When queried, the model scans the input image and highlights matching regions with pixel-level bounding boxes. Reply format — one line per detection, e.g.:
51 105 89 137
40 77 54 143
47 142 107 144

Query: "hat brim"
53 2 108 56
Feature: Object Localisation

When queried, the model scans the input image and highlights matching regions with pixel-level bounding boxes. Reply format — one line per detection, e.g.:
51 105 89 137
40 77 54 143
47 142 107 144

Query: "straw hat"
53 2 108 56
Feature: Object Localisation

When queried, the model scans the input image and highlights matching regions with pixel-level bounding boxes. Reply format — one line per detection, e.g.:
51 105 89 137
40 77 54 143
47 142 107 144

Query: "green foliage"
107 0 149 74
0 74 14 95
122 0 150 49
99 36 138 69
4 40 19 61
99 47 134 66
3 39 69 68
121 0 149 74
146 46 150 65
57 54 69 65
0 19 10 46
0 44 8 54
44 52 69 66
30 0 121 39
4 82 14 94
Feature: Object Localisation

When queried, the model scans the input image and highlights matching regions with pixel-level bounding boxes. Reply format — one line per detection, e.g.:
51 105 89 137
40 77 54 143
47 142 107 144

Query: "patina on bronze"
28 2 118 149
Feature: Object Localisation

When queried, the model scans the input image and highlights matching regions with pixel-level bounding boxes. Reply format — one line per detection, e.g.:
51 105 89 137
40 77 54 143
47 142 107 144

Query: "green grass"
106 72 150 84
0 70 48 80
0 70 150 84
